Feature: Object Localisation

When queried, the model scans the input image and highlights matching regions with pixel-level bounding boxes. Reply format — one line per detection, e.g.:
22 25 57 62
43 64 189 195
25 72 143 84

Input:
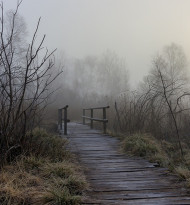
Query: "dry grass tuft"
0 156 88 205
121 133 170 167
0 164 45 204
119 132 190 188
175 166 190 180
0 129 88 205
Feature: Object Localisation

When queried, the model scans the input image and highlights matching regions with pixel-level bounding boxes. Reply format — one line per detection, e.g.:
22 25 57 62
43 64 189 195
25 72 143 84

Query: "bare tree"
113 44 190 157
0 1 62 162
137 44 189 156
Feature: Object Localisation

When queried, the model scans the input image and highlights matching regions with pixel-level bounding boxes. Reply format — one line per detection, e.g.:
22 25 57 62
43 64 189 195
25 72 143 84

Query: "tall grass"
0 129 88 205
121 132 190 187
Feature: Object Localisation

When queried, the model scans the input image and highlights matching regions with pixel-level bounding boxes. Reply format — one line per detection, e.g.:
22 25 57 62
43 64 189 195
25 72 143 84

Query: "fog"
4 0 190 87
2 0 190 188
2 0 190 164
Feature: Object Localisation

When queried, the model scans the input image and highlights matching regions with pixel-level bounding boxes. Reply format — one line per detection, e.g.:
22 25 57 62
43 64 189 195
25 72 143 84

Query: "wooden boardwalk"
66 122 190 205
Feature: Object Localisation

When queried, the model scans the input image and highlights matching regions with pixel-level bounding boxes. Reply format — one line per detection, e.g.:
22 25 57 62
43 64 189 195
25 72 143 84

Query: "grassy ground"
0 129 88 205
110 131 190 188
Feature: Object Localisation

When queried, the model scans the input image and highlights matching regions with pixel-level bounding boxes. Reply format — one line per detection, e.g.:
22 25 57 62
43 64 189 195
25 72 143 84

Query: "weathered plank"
65 122 190 204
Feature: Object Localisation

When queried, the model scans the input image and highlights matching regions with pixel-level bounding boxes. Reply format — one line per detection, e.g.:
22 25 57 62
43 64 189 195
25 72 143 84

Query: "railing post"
60 109 63 130
91 109 93 129
103 107 106 134
58 105 69 134
83 109 85 125
58 109 60 129
64 106 68 135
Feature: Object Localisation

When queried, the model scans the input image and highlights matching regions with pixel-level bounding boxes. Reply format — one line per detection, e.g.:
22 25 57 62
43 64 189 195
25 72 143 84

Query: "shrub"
122 133 159 156
25 128 69 161
122 133 170 167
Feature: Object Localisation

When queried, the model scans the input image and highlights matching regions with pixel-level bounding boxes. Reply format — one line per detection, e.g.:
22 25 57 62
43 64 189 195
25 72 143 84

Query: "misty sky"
3 0 190 87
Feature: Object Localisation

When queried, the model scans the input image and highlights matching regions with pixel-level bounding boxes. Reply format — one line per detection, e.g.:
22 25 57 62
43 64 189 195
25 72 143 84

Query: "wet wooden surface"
65 122 190 204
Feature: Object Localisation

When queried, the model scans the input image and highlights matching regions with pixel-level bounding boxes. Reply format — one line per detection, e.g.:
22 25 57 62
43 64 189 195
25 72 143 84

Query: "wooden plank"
66 122 189 204
83 197 190 205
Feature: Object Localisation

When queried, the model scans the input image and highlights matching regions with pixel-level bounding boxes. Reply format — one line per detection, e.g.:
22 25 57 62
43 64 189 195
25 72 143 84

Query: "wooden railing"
58 105 69 135
82 106 110 134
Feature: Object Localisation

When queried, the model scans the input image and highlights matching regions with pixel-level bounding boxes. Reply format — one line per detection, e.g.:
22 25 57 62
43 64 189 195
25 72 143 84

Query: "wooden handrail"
82 116 108 122
82 106 109 134
83 106 110 111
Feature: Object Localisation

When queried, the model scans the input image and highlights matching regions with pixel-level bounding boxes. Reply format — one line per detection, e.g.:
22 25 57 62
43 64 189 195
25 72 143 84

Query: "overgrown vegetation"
0 1 62 164
120 132 190 187
0 129 88 205
0 3 88 204
113 44 190 157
